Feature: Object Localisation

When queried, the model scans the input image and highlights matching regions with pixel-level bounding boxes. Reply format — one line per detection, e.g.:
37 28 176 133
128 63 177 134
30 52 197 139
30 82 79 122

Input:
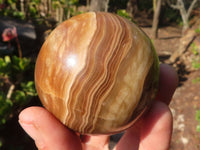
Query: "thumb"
19 107 82 150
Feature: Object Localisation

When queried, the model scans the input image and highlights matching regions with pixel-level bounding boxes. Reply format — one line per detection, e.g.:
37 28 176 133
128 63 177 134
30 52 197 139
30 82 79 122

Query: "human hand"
19 64 178 150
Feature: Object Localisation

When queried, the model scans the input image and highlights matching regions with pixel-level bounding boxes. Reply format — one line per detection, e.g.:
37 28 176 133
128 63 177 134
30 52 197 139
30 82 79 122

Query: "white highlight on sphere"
66 54 77 68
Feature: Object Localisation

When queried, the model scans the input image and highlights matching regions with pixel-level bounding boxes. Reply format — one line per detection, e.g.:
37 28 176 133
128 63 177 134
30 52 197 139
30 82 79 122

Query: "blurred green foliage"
28 0 40 18
0 0 25 19
195 110 200 132
52 0 80 21
0 56 37 125
0 0 80 22
195 25 200 34
191 43 200 70
192 77 200 84
117 9 132 21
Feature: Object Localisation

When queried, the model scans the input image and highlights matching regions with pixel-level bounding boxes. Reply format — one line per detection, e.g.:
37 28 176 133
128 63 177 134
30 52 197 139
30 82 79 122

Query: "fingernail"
19 121 45 148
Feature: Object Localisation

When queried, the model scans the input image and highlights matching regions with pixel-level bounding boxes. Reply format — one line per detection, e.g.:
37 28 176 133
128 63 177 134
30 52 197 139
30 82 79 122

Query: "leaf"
195 25 200 34
52 1 61 9
0 139 2 148
117 9 132 21
192 61 200 69
196 125 200 132
0 91 6 101
195 110 200 122
4 55 11 63
21 81 37 96
11 56 31 72
0 58 5 69
12 90 26 104
0 92 13 125
1 118 6 124
0 56 12 76
6 99 13 106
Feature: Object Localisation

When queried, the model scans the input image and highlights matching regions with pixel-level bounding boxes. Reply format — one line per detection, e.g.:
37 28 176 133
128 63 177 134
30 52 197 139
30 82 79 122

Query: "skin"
19 64 178 150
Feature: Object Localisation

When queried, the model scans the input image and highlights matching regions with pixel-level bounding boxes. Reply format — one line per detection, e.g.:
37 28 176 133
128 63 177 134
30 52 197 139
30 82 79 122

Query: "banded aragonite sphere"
35 12 159 134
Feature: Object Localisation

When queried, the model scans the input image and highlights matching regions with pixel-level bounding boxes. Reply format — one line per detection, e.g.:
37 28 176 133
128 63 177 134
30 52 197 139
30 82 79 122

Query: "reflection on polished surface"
66 54 77 68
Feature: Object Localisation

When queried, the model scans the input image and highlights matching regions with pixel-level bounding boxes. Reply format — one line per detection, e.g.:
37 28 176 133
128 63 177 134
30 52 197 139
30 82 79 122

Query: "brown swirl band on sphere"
64 12 133 133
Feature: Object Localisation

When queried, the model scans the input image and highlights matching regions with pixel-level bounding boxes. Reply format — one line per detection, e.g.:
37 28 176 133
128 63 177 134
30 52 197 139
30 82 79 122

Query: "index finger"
155 64 178 105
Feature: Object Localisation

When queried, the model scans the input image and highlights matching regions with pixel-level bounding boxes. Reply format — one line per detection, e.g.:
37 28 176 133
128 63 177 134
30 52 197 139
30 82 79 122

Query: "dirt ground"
143 26 200 150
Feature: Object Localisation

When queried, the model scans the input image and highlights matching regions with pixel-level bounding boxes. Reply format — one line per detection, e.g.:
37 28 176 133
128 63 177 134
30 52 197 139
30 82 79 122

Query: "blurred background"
0 0 200 149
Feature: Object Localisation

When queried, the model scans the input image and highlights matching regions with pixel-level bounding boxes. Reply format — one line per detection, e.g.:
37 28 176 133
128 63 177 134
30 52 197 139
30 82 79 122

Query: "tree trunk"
169 0 198 34
180 0 197 33
48 0 52 15
152 0 162 39
126 0 138 18
86 0 90 10
20 0 25 14
90 0 110 12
